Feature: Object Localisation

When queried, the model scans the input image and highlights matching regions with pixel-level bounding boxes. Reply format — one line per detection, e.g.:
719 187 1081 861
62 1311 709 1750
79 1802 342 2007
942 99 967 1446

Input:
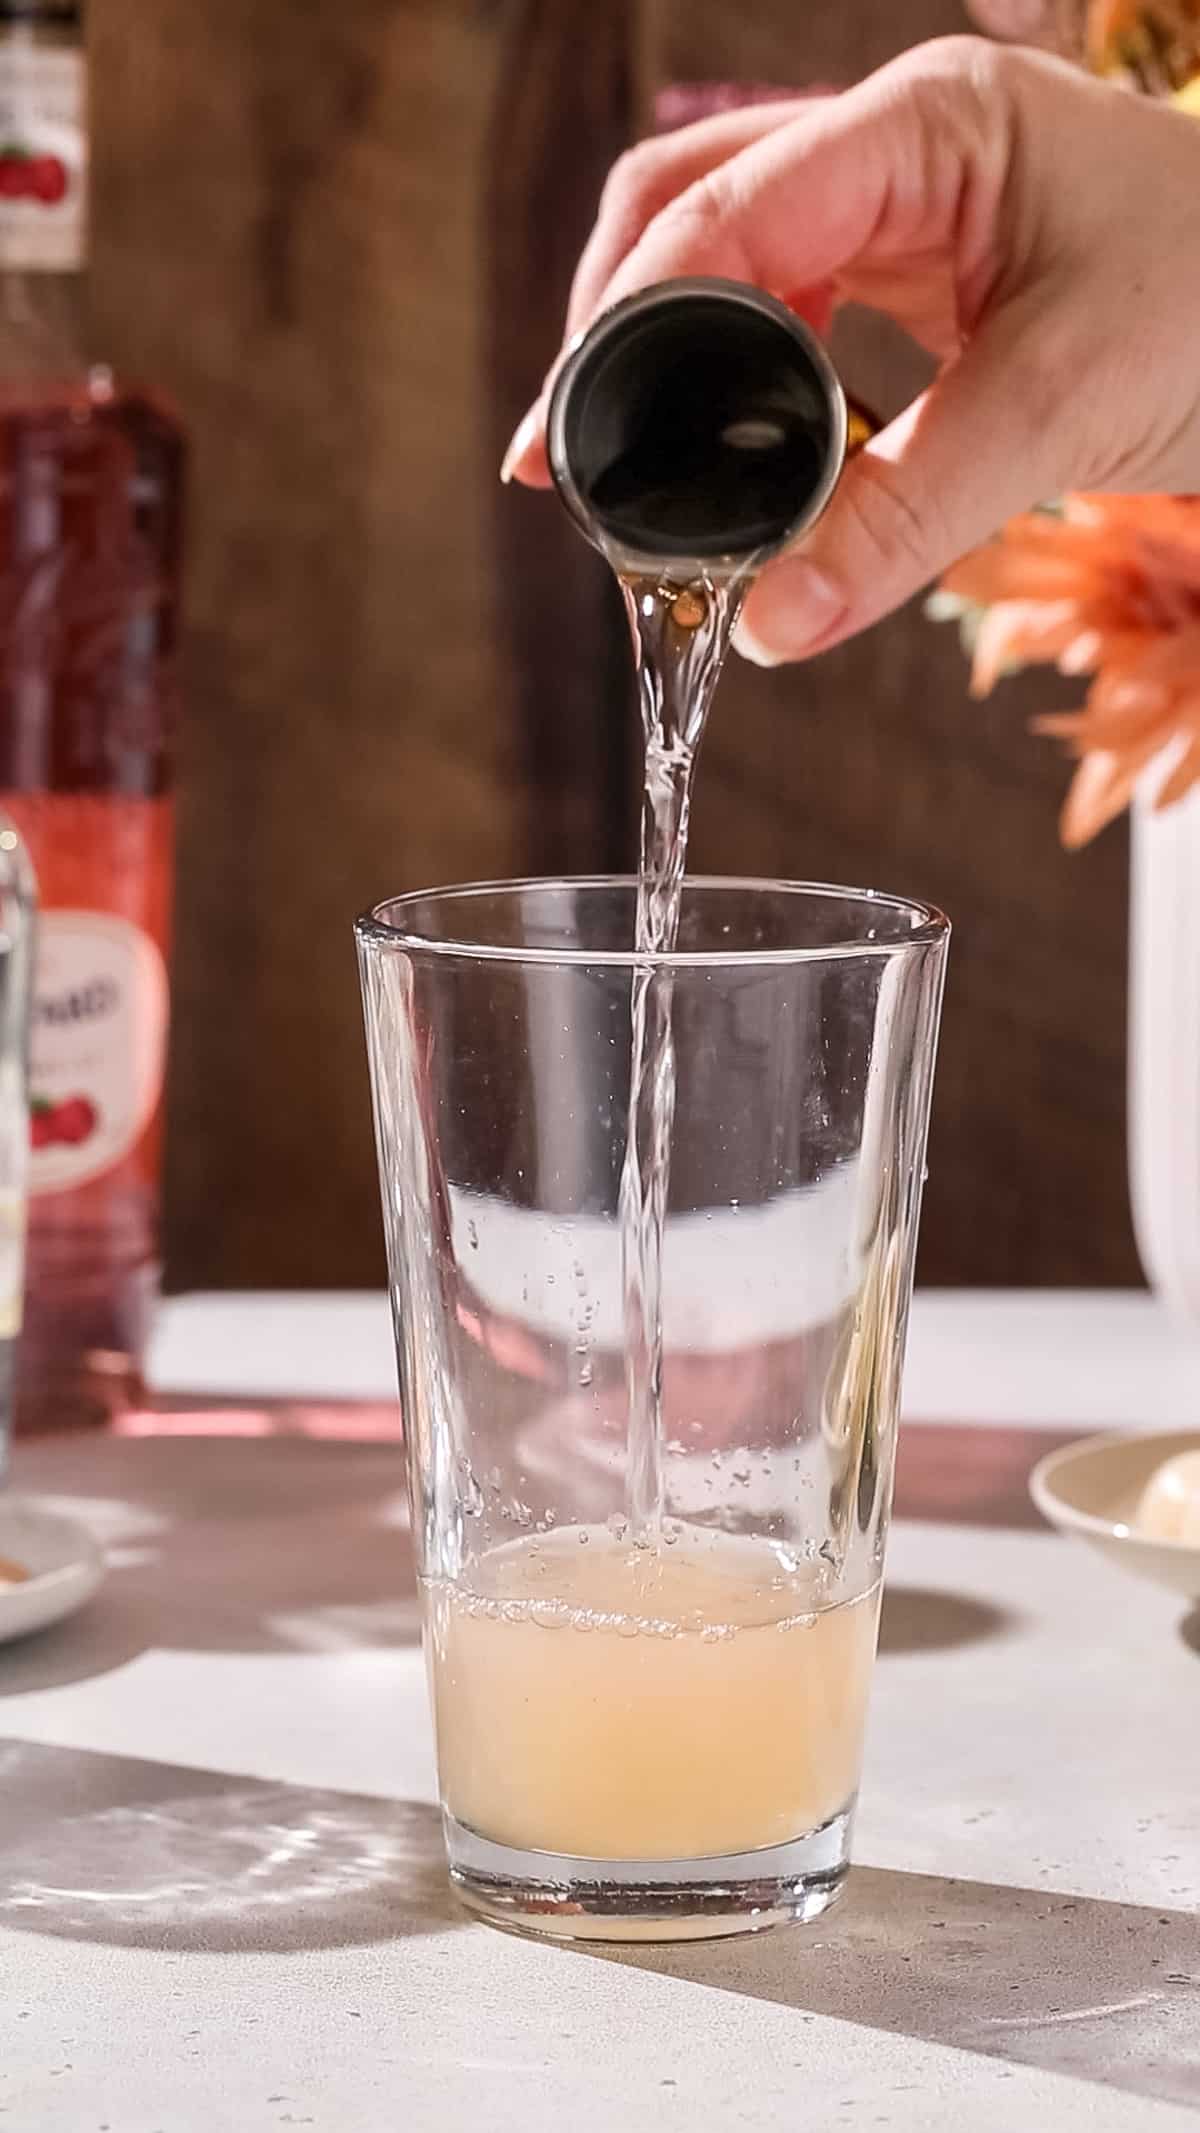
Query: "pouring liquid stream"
617 569 749 1538
543 281 853 1550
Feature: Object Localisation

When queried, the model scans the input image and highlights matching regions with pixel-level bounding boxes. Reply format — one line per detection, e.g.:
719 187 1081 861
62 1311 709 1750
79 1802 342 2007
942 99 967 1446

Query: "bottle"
0 0 185 1432
0 807 32 1474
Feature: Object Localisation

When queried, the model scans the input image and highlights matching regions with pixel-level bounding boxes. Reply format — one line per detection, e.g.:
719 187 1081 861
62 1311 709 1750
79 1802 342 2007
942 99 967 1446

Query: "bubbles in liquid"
607 1512 629 1543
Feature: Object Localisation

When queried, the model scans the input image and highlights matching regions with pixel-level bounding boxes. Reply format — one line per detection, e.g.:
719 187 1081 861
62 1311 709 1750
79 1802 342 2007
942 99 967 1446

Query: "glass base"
445 1805 852 1944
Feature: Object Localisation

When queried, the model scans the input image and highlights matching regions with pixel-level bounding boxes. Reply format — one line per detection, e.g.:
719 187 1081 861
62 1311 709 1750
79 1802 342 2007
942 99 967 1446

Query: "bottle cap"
546 277 848 574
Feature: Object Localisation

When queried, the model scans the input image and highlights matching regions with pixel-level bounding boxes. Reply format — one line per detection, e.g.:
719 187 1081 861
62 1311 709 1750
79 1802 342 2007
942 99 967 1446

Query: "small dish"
0 1498 105 1644
1030 1428 1200 1601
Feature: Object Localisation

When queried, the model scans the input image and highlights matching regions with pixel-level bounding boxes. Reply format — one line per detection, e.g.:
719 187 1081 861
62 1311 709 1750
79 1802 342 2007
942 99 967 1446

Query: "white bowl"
0 1498 105 1644
1030 1429 1200 1602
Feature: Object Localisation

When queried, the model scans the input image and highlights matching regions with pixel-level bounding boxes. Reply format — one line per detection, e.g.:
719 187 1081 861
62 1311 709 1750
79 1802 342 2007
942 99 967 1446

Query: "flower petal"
1060 735 1163 848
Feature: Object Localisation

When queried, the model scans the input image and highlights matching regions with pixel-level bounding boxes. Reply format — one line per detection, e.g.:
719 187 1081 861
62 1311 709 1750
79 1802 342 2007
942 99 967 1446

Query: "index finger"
597 49 995 319
564 96 822 342
504 97 832 491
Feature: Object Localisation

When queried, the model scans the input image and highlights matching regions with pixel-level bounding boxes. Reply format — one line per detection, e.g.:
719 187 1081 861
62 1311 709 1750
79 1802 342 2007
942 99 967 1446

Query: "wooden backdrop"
91 0 1141 1290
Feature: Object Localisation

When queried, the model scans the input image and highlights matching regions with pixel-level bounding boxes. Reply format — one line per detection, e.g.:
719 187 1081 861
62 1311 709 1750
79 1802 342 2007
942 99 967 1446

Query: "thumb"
735 311 1066 664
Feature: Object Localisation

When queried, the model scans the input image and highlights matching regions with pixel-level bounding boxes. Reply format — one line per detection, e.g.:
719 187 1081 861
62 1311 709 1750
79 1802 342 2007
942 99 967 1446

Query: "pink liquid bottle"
0 0 185 1432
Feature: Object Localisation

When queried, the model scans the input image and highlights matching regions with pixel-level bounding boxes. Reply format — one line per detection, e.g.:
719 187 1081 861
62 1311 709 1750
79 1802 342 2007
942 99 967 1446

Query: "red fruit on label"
0 156 27 198
30 1106 57 1149
51 1095 98 1146
30 155 66 205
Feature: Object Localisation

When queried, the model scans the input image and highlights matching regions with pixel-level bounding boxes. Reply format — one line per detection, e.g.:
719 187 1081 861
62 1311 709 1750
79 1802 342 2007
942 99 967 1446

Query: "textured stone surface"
1 1315 1198 2129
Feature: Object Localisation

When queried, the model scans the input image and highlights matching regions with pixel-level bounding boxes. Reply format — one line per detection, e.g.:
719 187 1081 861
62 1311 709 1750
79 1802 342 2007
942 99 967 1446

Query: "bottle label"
0 42 84 270
29 910 169 1195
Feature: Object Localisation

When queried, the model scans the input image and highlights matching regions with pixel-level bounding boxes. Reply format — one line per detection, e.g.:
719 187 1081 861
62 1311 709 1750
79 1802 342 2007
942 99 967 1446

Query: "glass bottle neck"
0 264 87 387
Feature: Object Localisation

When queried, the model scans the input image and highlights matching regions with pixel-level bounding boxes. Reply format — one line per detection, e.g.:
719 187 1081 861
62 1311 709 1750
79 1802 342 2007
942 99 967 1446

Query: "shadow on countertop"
595 1862 1200 2112
0 1434 418 1696
877 1584 1020 1655
0 1738 456 1952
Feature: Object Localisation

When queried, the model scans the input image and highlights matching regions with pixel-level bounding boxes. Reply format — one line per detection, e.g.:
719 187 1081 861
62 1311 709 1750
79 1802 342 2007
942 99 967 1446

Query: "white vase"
1128 775 1200 1315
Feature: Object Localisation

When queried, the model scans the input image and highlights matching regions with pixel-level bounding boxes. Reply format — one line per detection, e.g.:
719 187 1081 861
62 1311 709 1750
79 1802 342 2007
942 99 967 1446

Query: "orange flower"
1086 0 1200 90
939 497 1200 845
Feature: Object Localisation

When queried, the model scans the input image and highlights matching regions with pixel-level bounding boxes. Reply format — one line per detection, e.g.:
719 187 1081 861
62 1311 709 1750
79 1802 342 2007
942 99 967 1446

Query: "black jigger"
545 277 849 578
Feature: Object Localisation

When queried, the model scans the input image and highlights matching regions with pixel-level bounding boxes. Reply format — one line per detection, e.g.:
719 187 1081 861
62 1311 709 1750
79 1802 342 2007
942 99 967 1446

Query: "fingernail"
500 406 540 485
732 616 783 667
736 559 847 664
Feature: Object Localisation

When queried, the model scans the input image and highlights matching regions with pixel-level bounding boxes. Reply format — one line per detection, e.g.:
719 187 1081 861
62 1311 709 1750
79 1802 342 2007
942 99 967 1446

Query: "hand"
502 38 1200 665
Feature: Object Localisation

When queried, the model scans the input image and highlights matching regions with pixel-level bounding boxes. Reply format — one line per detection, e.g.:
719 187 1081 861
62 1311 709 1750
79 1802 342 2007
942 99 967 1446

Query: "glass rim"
355 874 950 970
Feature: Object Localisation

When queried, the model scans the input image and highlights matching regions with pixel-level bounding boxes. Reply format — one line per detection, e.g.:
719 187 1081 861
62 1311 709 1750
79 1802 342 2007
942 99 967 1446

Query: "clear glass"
357 877 948 1942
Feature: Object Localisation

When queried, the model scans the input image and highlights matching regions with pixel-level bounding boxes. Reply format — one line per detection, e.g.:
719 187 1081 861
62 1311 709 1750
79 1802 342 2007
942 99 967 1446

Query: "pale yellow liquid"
426 1524 880 1862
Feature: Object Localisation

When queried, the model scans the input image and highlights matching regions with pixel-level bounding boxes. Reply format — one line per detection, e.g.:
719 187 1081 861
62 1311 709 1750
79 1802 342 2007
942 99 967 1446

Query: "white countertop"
2 1290 1199 2133
147 1284 1200 1430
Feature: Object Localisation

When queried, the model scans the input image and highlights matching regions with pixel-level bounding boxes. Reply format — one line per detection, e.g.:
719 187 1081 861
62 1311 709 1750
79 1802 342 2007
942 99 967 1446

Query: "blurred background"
91 0 1135 1295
